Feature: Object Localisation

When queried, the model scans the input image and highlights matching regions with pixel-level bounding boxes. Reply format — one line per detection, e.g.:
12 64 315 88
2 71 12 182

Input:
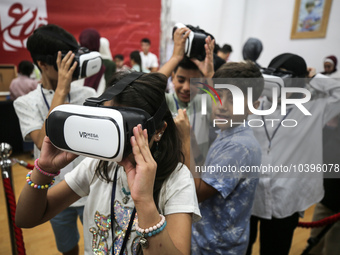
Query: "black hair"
114 54 124 61
95 71 184 209
18 60 34 77
214 54 226 72
213 61 264 101
214 43 220 54
26 24 78 71
219 44 233 54
173 56 201 74
130 50 142 72
141 38 151 44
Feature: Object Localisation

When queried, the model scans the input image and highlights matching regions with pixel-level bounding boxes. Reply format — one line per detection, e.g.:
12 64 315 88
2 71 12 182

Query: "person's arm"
119 125 192 254
158 27 191 78
308 71 340 124
30 51 77 150
16 136 80 228
174 109 218 202
150 67 158 72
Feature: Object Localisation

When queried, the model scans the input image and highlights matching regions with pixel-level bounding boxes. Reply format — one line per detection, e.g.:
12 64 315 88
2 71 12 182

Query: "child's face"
212 89 250 130
172 67 203 103
141 42 150 54
115 58 124 68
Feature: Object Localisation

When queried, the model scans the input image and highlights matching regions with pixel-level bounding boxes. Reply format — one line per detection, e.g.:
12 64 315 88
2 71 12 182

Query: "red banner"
0 0 161 68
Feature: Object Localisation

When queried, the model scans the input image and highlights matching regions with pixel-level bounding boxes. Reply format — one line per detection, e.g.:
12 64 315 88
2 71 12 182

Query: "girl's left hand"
119 124 157 205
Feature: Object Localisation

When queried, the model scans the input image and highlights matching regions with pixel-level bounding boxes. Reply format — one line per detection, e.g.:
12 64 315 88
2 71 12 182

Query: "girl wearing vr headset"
15 70 200 255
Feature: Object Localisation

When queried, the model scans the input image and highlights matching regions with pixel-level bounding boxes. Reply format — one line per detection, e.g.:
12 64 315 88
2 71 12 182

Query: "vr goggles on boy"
45 72 168 162
34 29 102 80
173 23 214 61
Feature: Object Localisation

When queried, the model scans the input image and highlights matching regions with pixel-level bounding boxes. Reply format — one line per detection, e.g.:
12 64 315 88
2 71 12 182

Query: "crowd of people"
7 23 340 255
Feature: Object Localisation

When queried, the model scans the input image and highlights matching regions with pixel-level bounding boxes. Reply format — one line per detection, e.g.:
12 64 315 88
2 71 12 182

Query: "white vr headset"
34 29 102 80
173 23 209 61
45 72 168 162
61 47 102 80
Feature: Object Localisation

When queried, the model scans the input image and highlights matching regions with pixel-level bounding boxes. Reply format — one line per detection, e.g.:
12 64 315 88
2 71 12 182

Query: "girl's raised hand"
119 124 157 205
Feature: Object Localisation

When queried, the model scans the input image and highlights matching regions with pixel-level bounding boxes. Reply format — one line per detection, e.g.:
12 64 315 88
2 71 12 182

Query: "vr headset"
45 72 168 162
260 54 307 98
34 29 102 80
172 23 214 61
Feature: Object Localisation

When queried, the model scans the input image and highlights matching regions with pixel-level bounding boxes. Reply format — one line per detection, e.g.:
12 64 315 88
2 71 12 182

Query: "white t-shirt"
65 158 201 255
249 74 340 219
140 51 159 70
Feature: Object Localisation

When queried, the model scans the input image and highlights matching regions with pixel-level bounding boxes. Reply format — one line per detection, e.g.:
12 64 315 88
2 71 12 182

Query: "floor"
0 151 317 255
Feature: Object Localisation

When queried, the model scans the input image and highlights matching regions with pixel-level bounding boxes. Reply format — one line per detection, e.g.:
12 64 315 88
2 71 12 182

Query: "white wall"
170 0 340 73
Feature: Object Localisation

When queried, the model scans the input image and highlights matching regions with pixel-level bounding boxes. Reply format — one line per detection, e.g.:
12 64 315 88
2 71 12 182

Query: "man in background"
10 60 38 100
140 37 159 72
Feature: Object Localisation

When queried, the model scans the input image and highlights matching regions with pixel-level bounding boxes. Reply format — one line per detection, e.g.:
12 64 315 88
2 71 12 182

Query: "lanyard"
261 102 292 154
111 166 136 255
173 94 196 131
41 86 70 110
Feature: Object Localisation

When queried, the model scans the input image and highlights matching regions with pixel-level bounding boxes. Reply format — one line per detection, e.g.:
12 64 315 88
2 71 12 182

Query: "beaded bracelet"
26 171 55 189
136 214 167 249
34 158 60 177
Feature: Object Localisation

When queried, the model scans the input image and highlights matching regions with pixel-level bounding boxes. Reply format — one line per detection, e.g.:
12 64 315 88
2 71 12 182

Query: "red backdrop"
0 0 161 68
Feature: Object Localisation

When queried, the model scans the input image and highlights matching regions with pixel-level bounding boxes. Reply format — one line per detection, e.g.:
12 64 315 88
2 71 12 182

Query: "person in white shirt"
140 38 159 72
246 53 340 255
13 24 97 255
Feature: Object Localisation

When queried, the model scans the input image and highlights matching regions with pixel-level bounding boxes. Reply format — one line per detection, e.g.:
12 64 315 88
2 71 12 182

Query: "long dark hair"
130 51 142 72
95 71 184 206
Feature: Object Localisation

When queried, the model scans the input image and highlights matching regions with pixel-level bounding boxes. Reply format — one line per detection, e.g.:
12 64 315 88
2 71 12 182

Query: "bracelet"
34 158 60 177
26 171 55 189
136 214 167 249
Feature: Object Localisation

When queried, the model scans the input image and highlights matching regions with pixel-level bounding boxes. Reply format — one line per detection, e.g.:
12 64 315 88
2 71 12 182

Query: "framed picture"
291 0 333 39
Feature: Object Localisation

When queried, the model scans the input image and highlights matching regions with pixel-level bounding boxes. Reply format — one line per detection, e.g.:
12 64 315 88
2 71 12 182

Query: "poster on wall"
290 0 333 39
0 0 161 68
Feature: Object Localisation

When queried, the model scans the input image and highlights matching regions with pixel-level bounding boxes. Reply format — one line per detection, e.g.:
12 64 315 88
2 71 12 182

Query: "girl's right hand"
38 136 78 174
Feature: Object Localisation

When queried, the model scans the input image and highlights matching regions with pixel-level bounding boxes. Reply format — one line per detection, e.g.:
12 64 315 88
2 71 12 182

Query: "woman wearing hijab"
242 38 263 69
322 55 340 78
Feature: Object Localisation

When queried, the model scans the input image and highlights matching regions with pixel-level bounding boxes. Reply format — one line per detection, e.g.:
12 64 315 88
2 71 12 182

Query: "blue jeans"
50 206 84 253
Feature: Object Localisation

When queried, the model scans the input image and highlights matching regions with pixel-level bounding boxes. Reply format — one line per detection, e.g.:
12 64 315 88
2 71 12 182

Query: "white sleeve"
309 74 340 124
159 163 201 222
151 53 159 68
64 157 99 197
13 96 45 141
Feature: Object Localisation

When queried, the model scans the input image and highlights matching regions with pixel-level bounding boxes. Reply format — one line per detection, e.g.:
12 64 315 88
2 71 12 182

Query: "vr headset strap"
84 72 145 106
84 72 168 135
145 101 168 135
